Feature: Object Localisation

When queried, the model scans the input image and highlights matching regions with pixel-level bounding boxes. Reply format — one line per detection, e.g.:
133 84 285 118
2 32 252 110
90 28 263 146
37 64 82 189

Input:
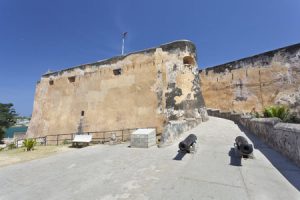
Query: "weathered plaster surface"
27 40 207 144
200 43 300 118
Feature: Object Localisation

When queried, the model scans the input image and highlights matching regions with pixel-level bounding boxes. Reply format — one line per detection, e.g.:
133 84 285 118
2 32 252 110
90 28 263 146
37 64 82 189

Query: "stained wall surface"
200 43 300 118
27 40 207 140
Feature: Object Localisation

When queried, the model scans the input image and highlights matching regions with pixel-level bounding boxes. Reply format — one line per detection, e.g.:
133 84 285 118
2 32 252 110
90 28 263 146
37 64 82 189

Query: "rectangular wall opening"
49 80 54 85
113 68 122 76
68 76 76 83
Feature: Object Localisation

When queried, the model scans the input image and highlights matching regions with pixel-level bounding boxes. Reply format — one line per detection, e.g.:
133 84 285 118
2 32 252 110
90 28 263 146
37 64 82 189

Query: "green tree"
0 103 17 142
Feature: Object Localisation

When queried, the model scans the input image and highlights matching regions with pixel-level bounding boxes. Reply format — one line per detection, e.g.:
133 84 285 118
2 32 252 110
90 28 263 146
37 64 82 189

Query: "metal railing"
15 136 47 148
18 127 158 146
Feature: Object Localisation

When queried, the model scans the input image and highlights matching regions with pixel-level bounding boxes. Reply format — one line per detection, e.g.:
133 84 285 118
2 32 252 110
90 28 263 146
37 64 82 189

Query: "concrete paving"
0 117 299 200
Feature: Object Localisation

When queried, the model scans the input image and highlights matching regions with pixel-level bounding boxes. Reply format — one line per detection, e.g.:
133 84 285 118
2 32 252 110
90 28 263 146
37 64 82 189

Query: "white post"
121 32 127 55
122 37 125 55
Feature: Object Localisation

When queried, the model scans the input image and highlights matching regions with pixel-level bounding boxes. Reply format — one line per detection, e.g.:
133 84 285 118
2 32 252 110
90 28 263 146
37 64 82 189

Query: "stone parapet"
159 117 204 147
206 108 300 167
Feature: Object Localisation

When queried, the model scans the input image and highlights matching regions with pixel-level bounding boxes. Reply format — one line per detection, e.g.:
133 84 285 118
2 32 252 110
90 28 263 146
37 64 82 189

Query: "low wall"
159 116 206 147
207 108 300 167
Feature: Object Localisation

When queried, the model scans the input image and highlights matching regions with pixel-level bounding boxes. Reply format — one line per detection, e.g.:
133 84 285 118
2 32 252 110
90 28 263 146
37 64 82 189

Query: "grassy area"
0 145 73 168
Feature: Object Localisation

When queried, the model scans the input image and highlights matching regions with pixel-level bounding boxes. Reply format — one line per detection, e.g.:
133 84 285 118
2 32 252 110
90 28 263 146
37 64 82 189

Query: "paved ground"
0 117 299 200
0 145 72 167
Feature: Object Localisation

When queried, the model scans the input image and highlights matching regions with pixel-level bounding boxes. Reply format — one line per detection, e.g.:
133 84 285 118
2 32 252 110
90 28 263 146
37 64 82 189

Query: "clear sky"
1 0 300 116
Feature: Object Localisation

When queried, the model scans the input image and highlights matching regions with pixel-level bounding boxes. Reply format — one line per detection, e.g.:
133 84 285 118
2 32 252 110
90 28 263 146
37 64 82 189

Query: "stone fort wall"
207 108 300 167
27 40 208 144
200 43 300 118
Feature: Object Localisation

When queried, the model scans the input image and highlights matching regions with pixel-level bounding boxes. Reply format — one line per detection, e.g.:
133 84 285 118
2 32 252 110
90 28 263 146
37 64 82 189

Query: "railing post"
121 130 124 142
45 136 47 146
56 135 59 146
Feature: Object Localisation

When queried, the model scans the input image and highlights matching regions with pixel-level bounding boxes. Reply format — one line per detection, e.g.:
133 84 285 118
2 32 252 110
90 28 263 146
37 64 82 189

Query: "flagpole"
121 32 127 55
122 37 125 55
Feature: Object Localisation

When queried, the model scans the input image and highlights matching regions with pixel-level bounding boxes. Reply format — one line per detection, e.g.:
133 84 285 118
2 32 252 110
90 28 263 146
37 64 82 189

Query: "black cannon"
235 136 253 158
179 134 197 153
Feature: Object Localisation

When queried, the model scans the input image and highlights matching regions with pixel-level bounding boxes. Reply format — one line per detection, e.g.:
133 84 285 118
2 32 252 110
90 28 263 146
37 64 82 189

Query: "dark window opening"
68 76 76 83
183 56 195 65
113 68 122 76
49 80 54 85
81 111 85 116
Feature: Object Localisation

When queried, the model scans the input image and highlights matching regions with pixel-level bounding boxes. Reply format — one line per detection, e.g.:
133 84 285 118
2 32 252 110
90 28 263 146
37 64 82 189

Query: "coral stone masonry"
27 40 208 145
200 43 300 118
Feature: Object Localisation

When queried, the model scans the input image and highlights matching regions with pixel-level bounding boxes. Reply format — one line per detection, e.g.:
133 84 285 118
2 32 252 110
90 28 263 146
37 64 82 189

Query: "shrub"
63 139 70 145
23 138 37 151
254 112 261 118
250 108 261 118
263 105 290 122
250 111 261 118
287 113 300 123
8 143 16 150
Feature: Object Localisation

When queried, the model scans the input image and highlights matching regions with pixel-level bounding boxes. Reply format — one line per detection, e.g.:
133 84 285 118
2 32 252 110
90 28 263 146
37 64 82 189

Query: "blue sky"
1 0 300 116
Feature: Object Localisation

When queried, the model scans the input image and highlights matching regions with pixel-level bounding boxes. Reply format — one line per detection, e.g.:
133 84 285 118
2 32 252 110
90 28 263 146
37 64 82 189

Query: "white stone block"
130 129 156 148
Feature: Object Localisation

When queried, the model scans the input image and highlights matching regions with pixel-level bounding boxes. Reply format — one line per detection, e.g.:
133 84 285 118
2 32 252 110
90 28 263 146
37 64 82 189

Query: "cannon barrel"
179 134 197 152
235 136 253 155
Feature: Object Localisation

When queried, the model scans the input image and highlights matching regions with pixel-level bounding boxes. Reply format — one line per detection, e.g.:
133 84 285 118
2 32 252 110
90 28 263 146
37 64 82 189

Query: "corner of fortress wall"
199 43 300 119
26 40 208 144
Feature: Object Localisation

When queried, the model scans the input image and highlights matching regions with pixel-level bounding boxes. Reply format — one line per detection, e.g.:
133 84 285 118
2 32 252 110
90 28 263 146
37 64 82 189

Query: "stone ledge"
219 111 231 119
207 108 300 167
274 123 300 133
159 117 202 147
250 117 281 126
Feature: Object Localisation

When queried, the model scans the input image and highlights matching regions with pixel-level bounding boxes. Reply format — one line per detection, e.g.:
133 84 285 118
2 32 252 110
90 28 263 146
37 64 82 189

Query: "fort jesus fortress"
27 40 300 146
27 40 209 145
4 40 299 200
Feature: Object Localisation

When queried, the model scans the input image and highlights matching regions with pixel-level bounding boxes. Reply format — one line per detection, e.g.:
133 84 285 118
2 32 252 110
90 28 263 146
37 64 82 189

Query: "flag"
122 32 128 39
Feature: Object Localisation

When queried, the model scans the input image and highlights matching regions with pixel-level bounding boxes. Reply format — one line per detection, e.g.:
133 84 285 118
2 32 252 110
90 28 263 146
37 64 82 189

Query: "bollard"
179 134 197 153
235 136 253 158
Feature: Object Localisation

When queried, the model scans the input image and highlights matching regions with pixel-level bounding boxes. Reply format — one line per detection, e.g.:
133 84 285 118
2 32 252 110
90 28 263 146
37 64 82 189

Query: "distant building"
16 118 30 127
5 126 28 139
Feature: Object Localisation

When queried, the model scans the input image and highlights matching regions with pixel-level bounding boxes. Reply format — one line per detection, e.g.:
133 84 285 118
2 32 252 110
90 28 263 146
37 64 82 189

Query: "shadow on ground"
173 150 187 160
228 148 242 166
237 123 300 191
68 144 88 148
